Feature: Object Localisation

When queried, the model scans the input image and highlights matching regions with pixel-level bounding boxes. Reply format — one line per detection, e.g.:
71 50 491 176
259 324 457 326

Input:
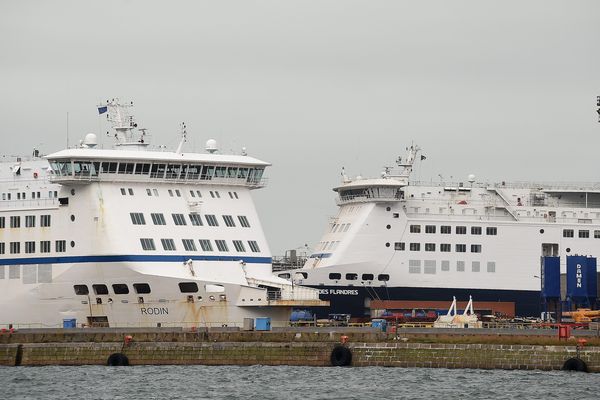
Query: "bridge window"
165 164 182 179
215 166 227 178
150 163 166 179
118 163 135 174
135 163 151 175
187 165 201 180
101 162 118 174
201 165 215 180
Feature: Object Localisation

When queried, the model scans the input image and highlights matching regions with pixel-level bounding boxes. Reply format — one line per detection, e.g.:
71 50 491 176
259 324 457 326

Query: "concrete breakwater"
1 328 599 371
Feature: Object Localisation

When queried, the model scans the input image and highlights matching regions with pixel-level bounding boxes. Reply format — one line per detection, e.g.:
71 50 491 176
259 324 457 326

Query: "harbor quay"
1 327 599 372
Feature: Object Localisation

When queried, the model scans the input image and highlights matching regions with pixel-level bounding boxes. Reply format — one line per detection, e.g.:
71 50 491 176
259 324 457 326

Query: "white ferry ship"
284 145 600 318
0 99 324 328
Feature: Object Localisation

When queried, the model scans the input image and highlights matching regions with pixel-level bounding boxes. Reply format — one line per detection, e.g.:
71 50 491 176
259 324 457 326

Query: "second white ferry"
284 145 600 318
0 99 324 328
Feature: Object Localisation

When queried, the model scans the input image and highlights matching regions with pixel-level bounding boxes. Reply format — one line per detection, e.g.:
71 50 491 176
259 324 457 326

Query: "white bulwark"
0 99 324 328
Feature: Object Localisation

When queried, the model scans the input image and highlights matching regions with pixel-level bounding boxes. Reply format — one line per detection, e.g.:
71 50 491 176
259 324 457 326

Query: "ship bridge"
334 178 405 205
45 149 269 188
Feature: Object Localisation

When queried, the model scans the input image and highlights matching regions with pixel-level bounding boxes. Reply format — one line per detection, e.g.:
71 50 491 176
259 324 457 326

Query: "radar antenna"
98 98 149 149
176 122 187 154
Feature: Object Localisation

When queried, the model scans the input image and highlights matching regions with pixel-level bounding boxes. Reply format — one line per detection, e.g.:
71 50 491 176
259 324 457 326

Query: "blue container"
541 256 560 298
566 256 597 304
62 318 76 329
290 309 313 322
371 319 387 332
255 317 271 331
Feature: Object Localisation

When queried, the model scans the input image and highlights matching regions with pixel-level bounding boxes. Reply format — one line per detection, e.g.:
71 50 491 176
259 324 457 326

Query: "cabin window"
133 283 151 294
74 285 89 295
215 240 229 252
471 244 482 253
486 227 497 235
130 213 146 225
394 242 405 251
56 240 66 252
456 226 466 234
26 215 35 227
178 282 199 293
471 226 482 235
182 239 197 251
425 225 436 234
25 241 35 253
112 284 129 295
199 239 213 252
40 241 51 253
329 273 341 280
346 273 358 280
172 213 187 226
487 262 496 273
563 229 574 238
140 238 156 251
455 244 466 252
238 216 251 228
595 230 600 239
457 261 465 272
472 261 481 272
440 243 451 252
160 239 176 251
93 284 109 295
120 188 126 195
425 243 436 252
362 273 374 281
0 217 4 228
189 214 203 226
10 216 20 228
223 215 236 227
440 225 451 234
579 230 590 238
151 213 166 225
409 243 420 251
248 240 260 252
205 214 219 226
409 225 421 233
441 260 450 271
377 274 390 281
232 240 245 252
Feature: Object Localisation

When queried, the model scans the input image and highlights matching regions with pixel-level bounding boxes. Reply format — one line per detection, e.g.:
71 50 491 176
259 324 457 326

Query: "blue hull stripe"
0 254 272 266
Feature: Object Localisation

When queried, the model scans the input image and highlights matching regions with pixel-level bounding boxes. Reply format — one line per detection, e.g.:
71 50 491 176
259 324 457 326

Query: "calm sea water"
1 365 598 400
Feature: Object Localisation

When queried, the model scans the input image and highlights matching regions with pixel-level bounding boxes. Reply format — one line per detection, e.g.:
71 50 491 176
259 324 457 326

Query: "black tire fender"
562 357 588 372
107 352 130 366
330 345 352 367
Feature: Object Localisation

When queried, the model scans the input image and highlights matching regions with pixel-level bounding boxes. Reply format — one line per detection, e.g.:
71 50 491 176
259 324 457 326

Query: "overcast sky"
1 1 599 255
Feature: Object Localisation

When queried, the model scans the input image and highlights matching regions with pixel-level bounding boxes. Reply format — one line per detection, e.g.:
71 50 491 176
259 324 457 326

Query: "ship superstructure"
284 145 600 318
0 100 324 328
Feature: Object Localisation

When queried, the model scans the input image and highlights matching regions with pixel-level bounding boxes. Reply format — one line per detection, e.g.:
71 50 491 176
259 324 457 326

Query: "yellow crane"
562 308 600 323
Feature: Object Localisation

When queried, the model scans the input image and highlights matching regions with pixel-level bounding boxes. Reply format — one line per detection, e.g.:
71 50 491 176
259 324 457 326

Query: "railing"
49 173 268 188
0 198 59 210
410 180 600 191
337 194 402 205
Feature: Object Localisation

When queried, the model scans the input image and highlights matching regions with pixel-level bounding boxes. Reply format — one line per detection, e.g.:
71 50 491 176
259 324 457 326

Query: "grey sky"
1 1 599 255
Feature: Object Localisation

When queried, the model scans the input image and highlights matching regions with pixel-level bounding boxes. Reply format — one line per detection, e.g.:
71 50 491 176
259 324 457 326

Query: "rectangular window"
0 242 4 254
455 244 466 253
199 239 213 251
189 214 203 226
456 226 466 234
233 240 246 252
146 188 152 196
472 261 481 272
425 243 436 252
394 242 405 251
25 215 36 228
409 243 420 251
486 227 497 236
563 229 574 238
205 214 219 226
0 217 4 228
130 212 146 225
408 260 421 274
409 225 421 233
595 230 600 239
151 213 166 225
579 230 590 238
441 260 450 271
10 242 20 254
425 225 436 234
471 226 482 235
56 240 66 252
10 216 20 228
128 188 134 196
140 238 156 251
160 239 176 251
457 261 465 272
223 215 236 227
440 243 451 252
424 260 436 274
182 239 197 251
40 241 51 253
248 240 260 252
41 215 51 227
120 188 126 195
471 244 482 253
25 241 35 253
440 225 451 234
238 216 251 228
172 213 187 226
487 261 496 273
215 240 229 252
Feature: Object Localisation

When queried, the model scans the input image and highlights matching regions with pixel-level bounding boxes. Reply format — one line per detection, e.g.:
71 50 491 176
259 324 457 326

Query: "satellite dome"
468 174 476 183
206 139 218 153
83 133 98 148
